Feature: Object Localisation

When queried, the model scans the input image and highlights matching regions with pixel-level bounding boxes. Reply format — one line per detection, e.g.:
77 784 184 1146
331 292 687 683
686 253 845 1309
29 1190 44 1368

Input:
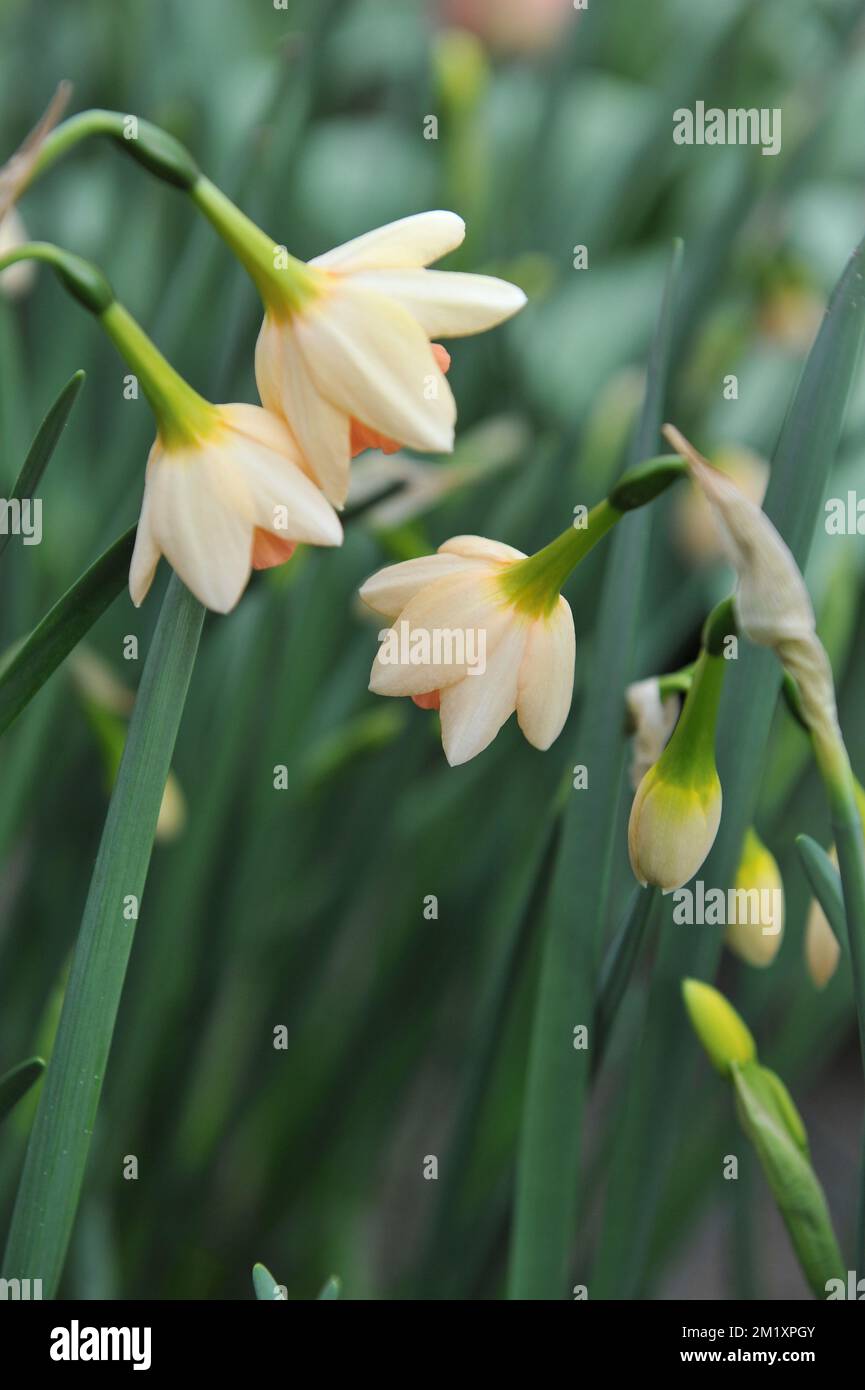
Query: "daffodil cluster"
0 100 526 612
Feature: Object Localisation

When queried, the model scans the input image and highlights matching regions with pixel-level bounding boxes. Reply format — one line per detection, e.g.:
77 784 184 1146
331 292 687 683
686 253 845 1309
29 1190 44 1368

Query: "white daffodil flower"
96 300 342 614
189 187 527 508
359 534 575 766
129 400 342 613
255 212 525 504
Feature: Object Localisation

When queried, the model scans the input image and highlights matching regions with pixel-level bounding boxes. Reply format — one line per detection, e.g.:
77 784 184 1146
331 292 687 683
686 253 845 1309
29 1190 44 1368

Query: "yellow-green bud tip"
682 978 757 1076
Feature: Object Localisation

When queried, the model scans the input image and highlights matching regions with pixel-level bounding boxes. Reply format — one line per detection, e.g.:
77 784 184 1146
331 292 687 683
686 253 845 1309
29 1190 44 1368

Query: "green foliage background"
2 0 865 1299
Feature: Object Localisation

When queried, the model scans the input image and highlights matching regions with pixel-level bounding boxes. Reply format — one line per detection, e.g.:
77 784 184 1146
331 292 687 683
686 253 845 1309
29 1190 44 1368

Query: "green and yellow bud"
628 647 724 890
725 827 785 967
682 978 757 1076
804 848 842 990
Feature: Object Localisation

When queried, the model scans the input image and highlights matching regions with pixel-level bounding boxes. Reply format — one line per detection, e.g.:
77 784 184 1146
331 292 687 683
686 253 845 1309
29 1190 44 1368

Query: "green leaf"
2 575 204 1295
0 371 85 562
732 1060 844 1298
0 1058 45 1123
317 1276 341 1300
253 1262 286 1300
508 240 683 1300
592 886 657 1073
796 835 846 944
0 526 135 739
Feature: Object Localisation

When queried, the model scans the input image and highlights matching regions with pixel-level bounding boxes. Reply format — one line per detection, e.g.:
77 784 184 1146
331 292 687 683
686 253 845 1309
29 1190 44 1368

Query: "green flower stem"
501 500 618 614
660 647 725 785
0 242 111 315
502 454 686 616
12 106 316 314
99 302 215 444
189 176 318 312
2 575 205 1295
26 109 200 191
0 243 216 445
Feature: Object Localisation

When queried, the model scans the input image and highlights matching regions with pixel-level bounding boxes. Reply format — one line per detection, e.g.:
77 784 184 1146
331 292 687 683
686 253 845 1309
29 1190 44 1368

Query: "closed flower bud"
805 846 842 990
628 649 724 891
725 827 785 967
682 979 757 1076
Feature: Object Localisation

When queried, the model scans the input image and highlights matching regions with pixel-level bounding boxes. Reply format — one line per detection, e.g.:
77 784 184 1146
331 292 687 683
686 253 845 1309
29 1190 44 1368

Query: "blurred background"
2 0 865 1299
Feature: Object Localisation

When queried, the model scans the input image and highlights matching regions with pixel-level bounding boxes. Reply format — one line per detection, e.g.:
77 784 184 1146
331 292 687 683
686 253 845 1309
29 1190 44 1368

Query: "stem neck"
501 500 619 616
190 176 322 314
99 303 216 446
660 648 725 787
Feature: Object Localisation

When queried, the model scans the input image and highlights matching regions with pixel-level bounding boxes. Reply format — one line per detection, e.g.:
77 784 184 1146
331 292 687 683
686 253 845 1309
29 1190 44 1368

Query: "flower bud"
682 978 757 1076
725 827 784 967
805 849 842 990
628 649 724 890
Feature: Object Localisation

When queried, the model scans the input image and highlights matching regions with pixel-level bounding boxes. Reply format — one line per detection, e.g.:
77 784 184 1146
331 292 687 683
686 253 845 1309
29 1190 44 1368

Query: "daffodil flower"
360 534 576 766
189 191 527 507
0 241 342 613
102 299 344 613
358 456 687 766
9 110 526 504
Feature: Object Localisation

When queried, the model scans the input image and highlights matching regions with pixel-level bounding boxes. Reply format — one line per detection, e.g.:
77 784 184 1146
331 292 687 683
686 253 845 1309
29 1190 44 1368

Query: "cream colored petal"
359 552 490 618
438 534 526 563
128 439 163 606
254 316 352 507
349 268 526 338
516 598 575 750
147 448 254 613
369 570 510 696
296 283 456 454
218 405 343 547
626 677 680 788
439 622 528 766
310 211 465 273
129 497 162 607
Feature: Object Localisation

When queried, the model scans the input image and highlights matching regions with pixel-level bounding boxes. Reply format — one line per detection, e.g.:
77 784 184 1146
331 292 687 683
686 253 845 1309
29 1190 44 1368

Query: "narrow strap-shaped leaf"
0 370 85 561
0 1058 45 1123
317 1276 341 1300
0 525 134 739
2 574 204 1295
592 885 658 1075
796 835 846 944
